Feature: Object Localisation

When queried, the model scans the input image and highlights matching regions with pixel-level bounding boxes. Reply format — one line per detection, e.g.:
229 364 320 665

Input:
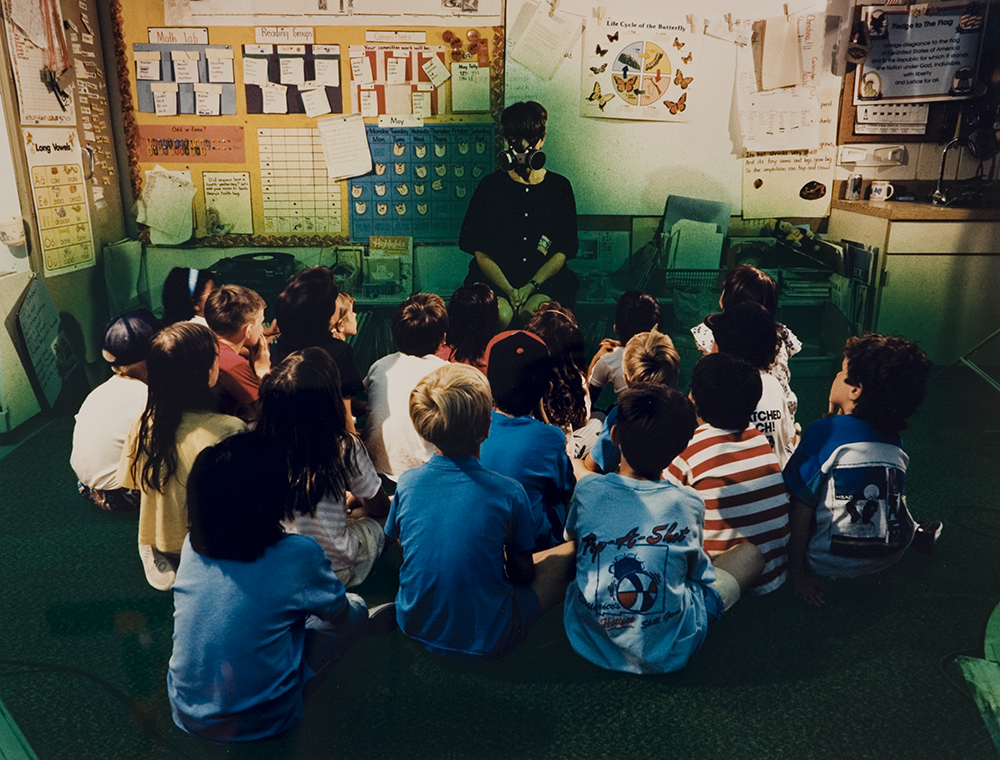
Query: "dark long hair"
187 432 288 562
162 267 215 325
273 267 339 359
526 303 588 431
446 283 499 364
131 322 219 492
256 348 357 519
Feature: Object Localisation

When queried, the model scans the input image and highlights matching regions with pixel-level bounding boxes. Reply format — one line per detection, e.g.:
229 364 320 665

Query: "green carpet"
0 367 998 759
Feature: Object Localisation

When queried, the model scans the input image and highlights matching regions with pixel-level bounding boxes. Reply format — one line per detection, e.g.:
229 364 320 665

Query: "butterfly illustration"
596 44 608 56
607 31 619 42
682 52 693 64
674 69 694 89
663 92 687 114
673 37 685 50
615 75 638 93
590 63 607 74
587 81 615 109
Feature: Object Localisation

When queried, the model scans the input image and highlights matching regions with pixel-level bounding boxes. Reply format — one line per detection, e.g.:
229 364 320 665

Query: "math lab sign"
855 2 986 104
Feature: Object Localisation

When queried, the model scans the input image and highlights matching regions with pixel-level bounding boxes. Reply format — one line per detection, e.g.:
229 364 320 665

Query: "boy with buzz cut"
362 293 449 484
667 353 790 595
385 363 575 660
564 383 763 674
204 284 269 424
480 330 575 550
784 333 938 608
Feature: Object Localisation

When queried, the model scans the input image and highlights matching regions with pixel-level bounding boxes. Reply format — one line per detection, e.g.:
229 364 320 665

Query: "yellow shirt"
118 411 247 553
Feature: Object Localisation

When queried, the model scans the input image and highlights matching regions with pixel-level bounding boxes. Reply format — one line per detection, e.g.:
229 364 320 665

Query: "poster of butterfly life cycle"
581 14 702 122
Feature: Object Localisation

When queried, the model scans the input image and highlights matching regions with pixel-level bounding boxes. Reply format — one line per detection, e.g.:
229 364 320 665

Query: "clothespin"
592 6 605 21
548 0 559 18
686 14 696 33
725 13 733 32
783 4 790 19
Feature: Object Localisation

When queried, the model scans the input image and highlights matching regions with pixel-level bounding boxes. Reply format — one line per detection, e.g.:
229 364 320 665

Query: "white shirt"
361 352 448 481
587 346 626 395
71 375 148 489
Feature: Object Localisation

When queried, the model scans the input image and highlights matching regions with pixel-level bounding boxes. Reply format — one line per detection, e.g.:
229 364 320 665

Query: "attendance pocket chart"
134 44 238 115
348 123 492 244
581 15 702 122
23 128 95 277
242 44 343 115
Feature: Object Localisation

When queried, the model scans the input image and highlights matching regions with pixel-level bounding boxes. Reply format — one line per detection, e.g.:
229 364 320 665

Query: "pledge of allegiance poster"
581 15 702 122
854 2 986 104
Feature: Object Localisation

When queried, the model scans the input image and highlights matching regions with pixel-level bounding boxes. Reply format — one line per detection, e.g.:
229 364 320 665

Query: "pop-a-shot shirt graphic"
829 463 908 557
579 523 690 633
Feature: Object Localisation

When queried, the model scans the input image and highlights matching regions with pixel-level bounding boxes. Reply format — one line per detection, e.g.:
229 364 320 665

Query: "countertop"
831 199 1000 222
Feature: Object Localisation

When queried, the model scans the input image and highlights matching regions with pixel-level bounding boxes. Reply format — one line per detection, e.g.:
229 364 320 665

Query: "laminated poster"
581 15 702 122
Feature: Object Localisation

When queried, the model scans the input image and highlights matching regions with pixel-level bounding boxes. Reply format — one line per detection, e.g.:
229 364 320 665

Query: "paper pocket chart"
349 123 493 244
134 44 237 115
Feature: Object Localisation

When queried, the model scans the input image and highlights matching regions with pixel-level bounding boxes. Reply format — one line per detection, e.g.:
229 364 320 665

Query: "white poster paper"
262 83 288 113
151 82 179 116
279 56 305 85
203 171 252 234
195 83 222 116
451 61 489 112
509 0 578 81
316 113 372 180
301 87 332 117
207 52 235 83
314 57 340 86
242 56 270 85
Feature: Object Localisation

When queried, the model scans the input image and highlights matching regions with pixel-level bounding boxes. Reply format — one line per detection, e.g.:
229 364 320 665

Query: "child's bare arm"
788 495 827 607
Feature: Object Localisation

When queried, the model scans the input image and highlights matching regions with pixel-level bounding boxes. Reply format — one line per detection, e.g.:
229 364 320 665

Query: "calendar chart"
258 128 343 235
349 123 493 244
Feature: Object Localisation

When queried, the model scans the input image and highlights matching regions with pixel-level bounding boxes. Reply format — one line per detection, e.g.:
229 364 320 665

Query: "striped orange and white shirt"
666 424 790 595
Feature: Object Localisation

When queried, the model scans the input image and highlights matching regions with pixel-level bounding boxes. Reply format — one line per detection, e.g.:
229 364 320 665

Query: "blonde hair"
623 330 680 388
409 364 492 455
331 292 356 337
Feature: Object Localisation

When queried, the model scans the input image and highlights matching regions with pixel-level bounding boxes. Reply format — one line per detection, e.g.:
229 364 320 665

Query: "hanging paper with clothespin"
509 0 579 80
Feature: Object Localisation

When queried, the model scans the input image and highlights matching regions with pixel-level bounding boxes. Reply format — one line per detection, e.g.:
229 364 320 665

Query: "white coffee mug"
870 180 895 201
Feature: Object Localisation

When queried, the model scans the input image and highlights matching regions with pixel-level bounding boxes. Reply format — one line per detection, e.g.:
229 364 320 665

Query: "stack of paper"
135 167 195 245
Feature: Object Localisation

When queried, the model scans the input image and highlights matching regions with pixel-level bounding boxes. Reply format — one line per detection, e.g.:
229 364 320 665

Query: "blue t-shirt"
480 410 574 549
563 473 715 675
385 454 537 658
590 406 620 473
168 534 348 742
783 414 915 578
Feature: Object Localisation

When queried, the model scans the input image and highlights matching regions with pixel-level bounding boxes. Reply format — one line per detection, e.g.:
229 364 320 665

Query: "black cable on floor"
0 658 201 760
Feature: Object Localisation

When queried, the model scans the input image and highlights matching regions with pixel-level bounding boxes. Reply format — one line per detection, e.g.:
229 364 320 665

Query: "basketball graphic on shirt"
609 555 659 612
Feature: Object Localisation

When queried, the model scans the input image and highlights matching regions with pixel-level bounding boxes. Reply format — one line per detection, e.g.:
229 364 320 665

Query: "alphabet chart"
348 123 493 243
258 128 343 235
23 128 95 276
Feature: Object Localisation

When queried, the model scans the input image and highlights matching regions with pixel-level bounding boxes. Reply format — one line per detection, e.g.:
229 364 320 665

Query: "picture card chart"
580 15 702 122
133 43 237 115
348 45 444 116
243 45 343 115
258 128 343 235
23 128 95 276
349 124 493 244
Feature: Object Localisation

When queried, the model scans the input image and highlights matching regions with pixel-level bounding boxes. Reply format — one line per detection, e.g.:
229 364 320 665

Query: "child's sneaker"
365 602 398 635
911 521 943 555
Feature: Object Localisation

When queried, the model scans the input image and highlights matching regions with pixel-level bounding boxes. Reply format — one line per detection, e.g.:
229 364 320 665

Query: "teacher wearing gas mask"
459 101 579 329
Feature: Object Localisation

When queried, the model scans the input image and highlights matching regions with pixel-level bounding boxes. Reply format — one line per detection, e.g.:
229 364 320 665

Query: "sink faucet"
932 138 968 205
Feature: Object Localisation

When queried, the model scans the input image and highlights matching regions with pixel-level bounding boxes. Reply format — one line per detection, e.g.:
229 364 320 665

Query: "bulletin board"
504 0 833 218
111 0 502 246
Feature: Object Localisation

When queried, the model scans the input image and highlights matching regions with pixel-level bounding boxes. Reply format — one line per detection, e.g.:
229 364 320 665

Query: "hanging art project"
580 15 702 122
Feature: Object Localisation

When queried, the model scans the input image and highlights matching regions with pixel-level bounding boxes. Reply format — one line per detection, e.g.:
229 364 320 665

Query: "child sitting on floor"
563 383 763 674
480 331 575 550
161 267 215 326
204 284 270 424
167 433 373 743
587 290 663 407
257 348 390 588
118 322 247 590
330 292 358 343
667 353 790 595
362 293 450 484
707 302 796 467
581 329 680 476
784 333 938 607
692 265 801 417
72 309 160 512
435 282 499 374
385 363 575 659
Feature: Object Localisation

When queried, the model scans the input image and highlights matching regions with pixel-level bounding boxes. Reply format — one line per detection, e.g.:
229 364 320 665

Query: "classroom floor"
1 360 999 760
